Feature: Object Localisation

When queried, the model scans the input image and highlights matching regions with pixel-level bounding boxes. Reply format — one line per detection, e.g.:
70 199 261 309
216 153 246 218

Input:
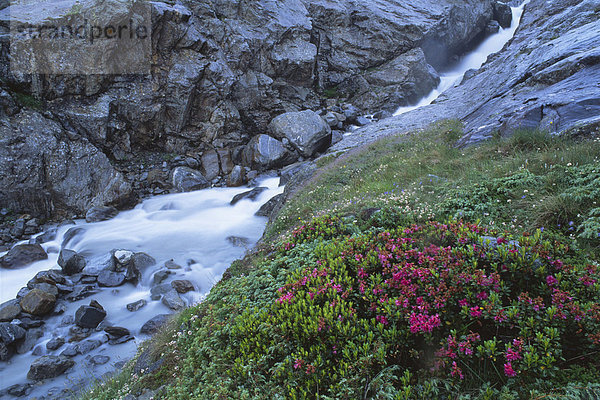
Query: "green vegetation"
80 122 600 399
12 91 42 110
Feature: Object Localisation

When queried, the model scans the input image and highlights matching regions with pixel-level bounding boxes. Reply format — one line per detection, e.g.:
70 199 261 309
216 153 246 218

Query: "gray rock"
0 322 26 344
104 326 130 338
171 167 210 192
114 249 134 265
58 249 86 275
10 219 26 238
140 314 171 335
30 270 65 285
20 289 56 316
269 110 332 157
65 285 99 302
255 193 284 218
27 282 59 297
164 260 182 270
46 337 66 351
27 355 75 380
0 244 48 269
242 134 297 171
493 1 512 28
161 290 185 310
85 206 119 223
0 111 131 219
226 236 251 248
97 270 127 287
6 383 32 397
126 299 147 312
74 302 106 328
88 355 110 365
230 187 268 205
330 130 344 146
34 228 58 244
171 280 194 294
486 20 501 35
0 299 22 322
17 327 44 354
109 334 135 345
153 270 172 285
150 283 173 300
200 149 221 181
0 341 12 361
227 165 246 187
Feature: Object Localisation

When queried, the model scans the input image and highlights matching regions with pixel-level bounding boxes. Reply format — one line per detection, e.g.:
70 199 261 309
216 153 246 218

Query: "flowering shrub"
228 219 600 398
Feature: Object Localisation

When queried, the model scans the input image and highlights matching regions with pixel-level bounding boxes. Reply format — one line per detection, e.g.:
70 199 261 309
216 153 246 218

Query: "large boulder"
242 134 297 171
268 110 332 157
57 249 86 275
0 244 48 269
493 1 512 28
0 300 22 322
140 314 171 334
27 355 75 380
171 167 210 192
0 110 132 219
74 301 107 328
0 322 26 345
19 289 56 316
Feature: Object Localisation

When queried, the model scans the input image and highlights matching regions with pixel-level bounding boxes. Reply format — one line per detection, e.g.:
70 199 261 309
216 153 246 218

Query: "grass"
266 120 600 254
78 121 600 400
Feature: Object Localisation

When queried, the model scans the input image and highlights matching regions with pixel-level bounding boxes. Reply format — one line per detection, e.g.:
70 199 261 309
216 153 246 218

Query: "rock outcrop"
0 0 496 218
332 0 600 151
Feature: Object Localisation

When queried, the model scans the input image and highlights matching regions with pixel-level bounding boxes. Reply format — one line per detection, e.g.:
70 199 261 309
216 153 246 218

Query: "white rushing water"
0 177 283 398
393 1 528 116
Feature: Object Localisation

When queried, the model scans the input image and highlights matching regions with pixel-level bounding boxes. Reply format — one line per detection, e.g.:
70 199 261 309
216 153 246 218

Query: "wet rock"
27 355 75 380
114 249 134 265
230 187 268 205
6 383 32 397
486 20 501 34
20 289 56 316
226 236 251 248
330 130 344 146
109 335 135 345
75 339 103 355
126 299 147 312
97 270 127 287
105 326 130 338
85 205 119 223
34 228 58 244
31 270 66 285
150 283 173 300
0 299 22 322
65 285 99 301
58 249 86 275
62 227 85 248
242 134 297 171
227 165 246 187
0 322 26 344
46 337 66 351
161 290 185 310
171 167 210 192
171 280 194 294
16 317 44 329
153 269 173 285
268 110 331 157
32 345 45 356
0 244 48 269
125 252 156 283
55 283 75 294
88 354 110 365
74 301 107 328
255 193 284 218
68 325 92 342
0 341 12 361
164 259 182 270
493 1 512 28
140 314 171 335
16 327 44 354
27 282 59 297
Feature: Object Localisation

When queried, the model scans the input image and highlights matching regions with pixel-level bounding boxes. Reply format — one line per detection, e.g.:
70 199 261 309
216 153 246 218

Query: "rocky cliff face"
332 0 600 151
0 0 498 218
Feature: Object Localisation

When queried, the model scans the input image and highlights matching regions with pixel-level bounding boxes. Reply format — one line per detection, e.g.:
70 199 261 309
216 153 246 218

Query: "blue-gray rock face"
332 0 600 151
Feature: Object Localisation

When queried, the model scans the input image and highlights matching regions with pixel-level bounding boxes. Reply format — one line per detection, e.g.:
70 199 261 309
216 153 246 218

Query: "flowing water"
393 1 529 116
0 177 283 398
